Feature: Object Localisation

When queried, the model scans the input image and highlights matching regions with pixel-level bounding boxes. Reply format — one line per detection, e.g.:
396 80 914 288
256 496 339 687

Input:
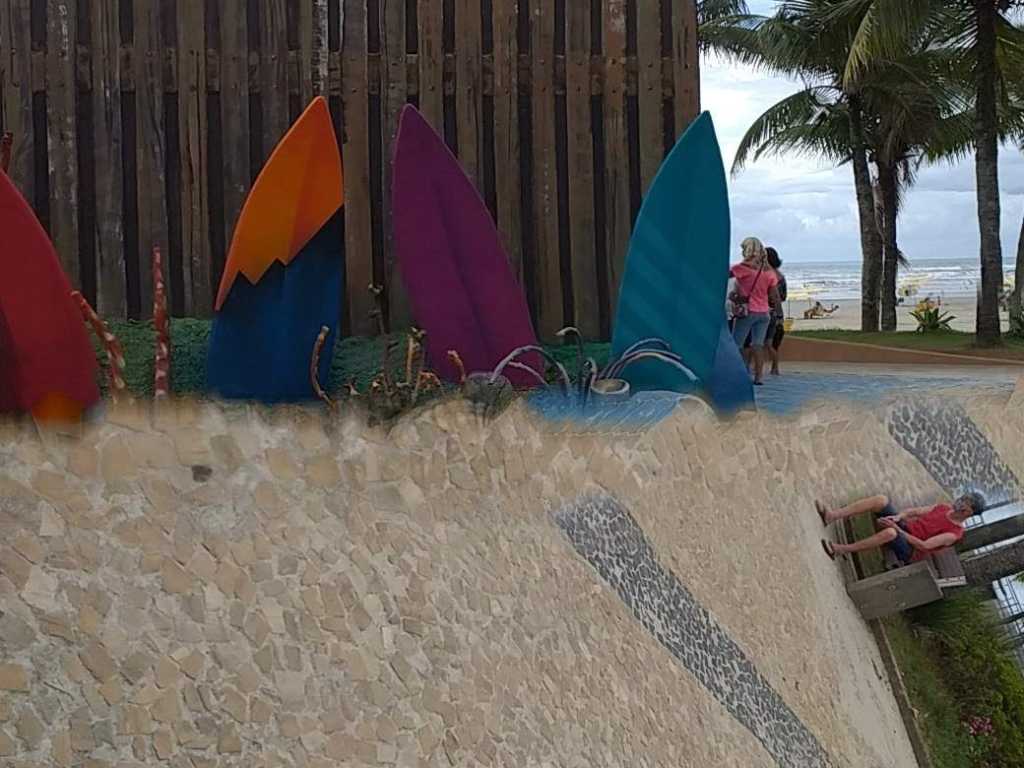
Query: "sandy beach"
784 294 1010 333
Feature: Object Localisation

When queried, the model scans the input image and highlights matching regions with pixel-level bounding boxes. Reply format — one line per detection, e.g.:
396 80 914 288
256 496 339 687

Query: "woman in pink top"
729 237 780 385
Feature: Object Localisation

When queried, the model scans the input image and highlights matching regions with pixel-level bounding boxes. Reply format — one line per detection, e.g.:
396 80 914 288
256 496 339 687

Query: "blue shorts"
877 503 913 565
732 312 771 349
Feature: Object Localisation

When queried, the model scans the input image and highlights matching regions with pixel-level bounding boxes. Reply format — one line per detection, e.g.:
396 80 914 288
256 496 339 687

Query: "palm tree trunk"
877 160 899 331
1001 610 1024 626
957 512 1024 553
963 538 1024 587
1010 209 1024 336
850 98 883 332
974 0 1004 345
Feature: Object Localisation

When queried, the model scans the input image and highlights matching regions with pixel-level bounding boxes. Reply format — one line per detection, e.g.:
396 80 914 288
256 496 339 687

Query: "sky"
700 0 1024 265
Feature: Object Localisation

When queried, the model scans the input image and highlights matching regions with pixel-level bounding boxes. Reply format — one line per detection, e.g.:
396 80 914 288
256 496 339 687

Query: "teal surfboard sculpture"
610 112 751 410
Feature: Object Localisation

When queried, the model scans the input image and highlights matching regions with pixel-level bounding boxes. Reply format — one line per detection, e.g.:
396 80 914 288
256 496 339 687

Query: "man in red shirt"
815 492 986 563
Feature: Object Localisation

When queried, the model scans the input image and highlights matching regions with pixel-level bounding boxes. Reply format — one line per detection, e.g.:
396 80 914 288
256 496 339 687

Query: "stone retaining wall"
0 390 1020 767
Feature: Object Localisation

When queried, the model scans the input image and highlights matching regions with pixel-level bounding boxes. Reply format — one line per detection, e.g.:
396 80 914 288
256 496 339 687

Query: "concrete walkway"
756 363 1019 416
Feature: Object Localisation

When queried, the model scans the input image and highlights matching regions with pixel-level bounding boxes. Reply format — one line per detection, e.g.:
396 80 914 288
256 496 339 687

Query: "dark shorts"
771 320 785 350
877 503 913 565
749 316 785 350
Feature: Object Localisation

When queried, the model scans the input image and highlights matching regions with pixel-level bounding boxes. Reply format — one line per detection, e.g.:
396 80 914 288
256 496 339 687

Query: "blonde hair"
741 237 765 263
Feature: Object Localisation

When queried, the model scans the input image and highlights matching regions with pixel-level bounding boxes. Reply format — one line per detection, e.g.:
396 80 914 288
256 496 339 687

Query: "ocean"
781 257 1017 301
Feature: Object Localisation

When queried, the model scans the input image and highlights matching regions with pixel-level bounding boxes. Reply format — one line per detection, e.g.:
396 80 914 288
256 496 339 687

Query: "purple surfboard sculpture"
392 105 540 387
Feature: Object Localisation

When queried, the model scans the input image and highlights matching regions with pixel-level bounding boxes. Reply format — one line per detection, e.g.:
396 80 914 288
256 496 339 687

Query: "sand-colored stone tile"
99 436 138 483
306 454 342 488
15 709 44 749
0 664 29 691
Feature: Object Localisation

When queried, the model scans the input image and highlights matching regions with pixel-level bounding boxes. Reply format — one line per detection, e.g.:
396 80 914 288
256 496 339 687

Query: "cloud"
701 6 1024 265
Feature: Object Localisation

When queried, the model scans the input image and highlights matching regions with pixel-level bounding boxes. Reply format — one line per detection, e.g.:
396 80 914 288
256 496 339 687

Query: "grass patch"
791 329 1024 360
847 515 1024 766
883 614 977 768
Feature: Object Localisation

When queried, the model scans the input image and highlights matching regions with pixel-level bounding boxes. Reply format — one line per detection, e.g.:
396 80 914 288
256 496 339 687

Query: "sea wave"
781 258 1016 302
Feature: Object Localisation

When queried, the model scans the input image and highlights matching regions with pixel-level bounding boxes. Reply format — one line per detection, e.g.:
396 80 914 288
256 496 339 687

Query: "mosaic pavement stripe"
553 493 833 768
886 398 1020 504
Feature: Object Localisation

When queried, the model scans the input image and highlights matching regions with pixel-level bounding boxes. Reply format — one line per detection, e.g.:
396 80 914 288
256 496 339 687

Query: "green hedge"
91 319 612 398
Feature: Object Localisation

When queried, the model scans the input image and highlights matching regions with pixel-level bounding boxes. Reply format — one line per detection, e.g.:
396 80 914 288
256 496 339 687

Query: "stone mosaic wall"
0 392 1018 767
887 398 1021 504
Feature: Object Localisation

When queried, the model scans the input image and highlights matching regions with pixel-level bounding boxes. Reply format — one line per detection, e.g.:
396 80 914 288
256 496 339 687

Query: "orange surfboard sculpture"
208 97 346 403
215 97 344 311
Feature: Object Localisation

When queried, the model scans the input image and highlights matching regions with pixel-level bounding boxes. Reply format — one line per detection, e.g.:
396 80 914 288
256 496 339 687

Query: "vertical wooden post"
91 0 126 316
382 0 409 329
636 0 662 192
300 1 313 105
455 0 483 185
566 0 599 339
177 0 211 316
133 0 170 317
417 0 443 131
260 0 291 158
0 0 35 201
530 0 563 340
220 0 251 261
46 0 80 287
603 0 631 321
342 0 375 336
671 0 699 134
491 0 522 282
312 0 330 96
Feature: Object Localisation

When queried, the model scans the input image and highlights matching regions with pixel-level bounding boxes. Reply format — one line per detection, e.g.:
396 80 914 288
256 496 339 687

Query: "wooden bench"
847 548 966 620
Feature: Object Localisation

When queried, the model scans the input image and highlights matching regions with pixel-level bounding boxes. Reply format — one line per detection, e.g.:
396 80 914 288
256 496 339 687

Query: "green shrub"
911 306 956 333
87 319 613 399
911 590 1024 767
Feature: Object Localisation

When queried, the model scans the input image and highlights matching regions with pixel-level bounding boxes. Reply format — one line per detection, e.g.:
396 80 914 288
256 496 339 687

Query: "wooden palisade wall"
0 0 699 340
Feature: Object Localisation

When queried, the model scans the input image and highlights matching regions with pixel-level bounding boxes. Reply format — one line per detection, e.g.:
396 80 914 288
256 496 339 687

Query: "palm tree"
725 4 970 330
861 48 973 328
963 538 1024 587
712 2 888 330
839 0 1024 345
1013 207 1024 335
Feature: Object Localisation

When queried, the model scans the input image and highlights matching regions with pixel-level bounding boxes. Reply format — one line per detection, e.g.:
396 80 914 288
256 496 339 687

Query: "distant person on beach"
803 301 839 320
729 237 781 386
816 492 986 564
765 247 787 376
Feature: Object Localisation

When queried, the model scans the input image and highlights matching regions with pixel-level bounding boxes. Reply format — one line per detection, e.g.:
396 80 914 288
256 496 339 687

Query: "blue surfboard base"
207 212 344 404
610 113 731 398
705 322 755 414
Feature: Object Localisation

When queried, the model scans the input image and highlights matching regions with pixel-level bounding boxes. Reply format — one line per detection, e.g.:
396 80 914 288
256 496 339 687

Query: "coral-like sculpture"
71 291 127 402
152 246 171 399
310 325 334 410
349 287 441 425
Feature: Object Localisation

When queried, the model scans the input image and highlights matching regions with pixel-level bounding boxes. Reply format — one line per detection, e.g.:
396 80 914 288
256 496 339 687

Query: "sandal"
814 500 829 527
821 539 836 560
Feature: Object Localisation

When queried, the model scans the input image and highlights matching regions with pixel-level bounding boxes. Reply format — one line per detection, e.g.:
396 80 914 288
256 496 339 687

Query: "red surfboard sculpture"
0 169 99 421
391 105 540 386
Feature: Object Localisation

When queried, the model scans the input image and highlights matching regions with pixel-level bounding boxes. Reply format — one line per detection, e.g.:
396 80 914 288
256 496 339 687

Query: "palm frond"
833 0 938 88
698 0 750 26
731 86 848 174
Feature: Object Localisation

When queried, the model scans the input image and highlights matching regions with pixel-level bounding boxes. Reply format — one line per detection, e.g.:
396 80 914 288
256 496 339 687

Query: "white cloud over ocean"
702 0 1024 265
